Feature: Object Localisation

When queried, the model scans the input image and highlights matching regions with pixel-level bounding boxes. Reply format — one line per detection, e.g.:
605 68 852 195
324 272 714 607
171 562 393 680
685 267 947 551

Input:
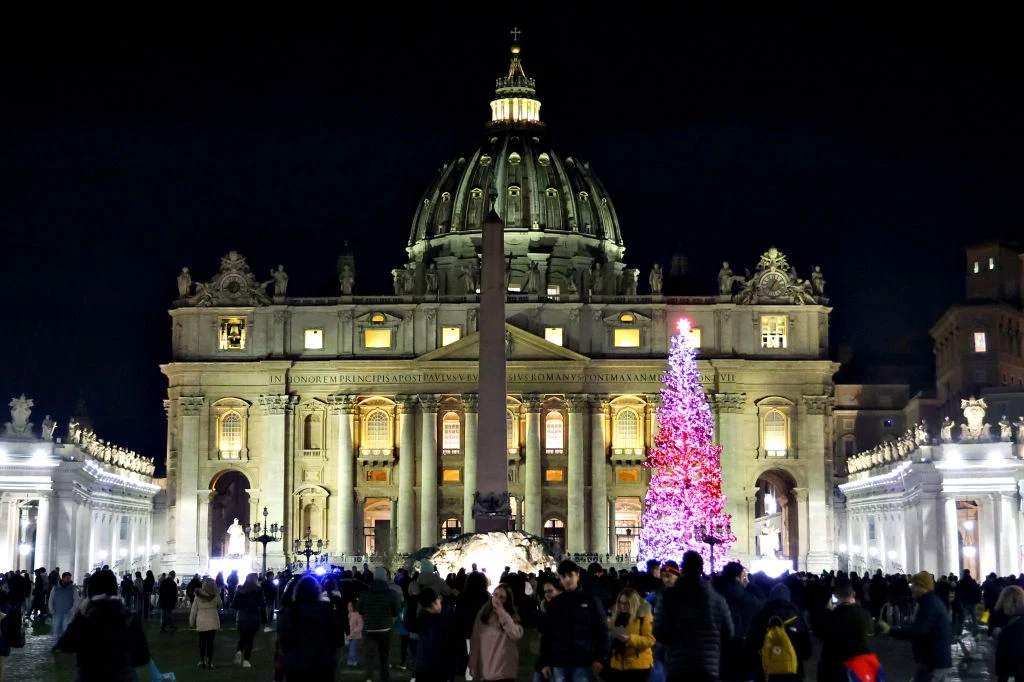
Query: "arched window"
442 412 461 452
365 411 390 449
544 518 565 547
442 517 462 539
615 410 640 449
507 410 517 450
219 412 242 455
763 410 788 457
545 412 564 451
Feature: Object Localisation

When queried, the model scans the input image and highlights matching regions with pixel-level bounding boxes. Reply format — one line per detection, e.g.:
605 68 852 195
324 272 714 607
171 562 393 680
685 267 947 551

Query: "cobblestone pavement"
0 612 999 682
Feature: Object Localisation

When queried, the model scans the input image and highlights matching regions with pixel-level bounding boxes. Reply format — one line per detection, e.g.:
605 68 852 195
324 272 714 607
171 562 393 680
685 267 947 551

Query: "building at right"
836 242 1024 577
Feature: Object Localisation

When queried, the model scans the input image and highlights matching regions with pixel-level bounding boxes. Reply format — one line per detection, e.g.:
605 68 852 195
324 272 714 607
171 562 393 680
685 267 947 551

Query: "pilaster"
330 395 357 554
397 397 418 553
419 394 439 547
523 395 543 536
175 395 205 574
462 394 479 534
590 396 609 554
567 394 589 553
258 394 290 569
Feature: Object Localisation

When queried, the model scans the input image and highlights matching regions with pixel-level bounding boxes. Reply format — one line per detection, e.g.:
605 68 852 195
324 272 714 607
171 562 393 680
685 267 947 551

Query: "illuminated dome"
398 38 632 298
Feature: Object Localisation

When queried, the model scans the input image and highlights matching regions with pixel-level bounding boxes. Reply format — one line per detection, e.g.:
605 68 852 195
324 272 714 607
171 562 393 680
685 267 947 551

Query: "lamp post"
246 507 284 576
695 521 731 576
293 527 327 572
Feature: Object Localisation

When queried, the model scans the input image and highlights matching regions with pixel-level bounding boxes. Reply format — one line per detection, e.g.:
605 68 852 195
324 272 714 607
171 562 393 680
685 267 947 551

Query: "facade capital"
396 396 419 414
801 394 832 415
162 399 171 417
179 396 206 416
712 392 747 414
567 393 590 412
521 394 543 412
589 394 610 414
328 394 357 415
257 394 290 415
461 394 479 412
419 394 440 413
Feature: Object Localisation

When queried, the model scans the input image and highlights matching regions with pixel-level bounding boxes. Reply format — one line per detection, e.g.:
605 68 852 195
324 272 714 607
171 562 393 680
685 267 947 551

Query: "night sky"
2 11 1021 468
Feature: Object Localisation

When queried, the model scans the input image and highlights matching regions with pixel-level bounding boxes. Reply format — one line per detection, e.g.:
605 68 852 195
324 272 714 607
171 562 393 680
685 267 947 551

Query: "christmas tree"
637 318 735 570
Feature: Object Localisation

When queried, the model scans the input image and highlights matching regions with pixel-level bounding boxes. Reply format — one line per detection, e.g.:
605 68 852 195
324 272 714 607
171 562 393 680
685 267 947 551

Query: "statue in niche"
339 263 355 295
566 266 578 295
648 264 663 294
940 416 955 443
270 265 289 297
811 265 826 296
424 263 439 294
226 518 246 557
176 267 192 298
522 262 539 294
591 263 605 295
505 257 513 291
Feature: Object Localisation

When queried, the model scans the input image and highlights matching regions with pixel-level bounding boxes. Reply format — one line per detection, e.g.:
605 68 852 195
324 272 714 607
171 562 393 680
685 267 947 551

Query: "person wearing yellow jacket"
607 587 655 681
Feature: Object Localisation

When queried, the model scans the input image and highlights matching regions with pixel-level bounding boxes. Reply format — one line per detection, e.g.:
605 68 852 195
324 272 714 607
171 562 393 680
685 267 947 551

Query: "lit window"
545 469 564 482
441 192 451 201
364 329 392 349
442 469 460 482
545 327 564 346
974 332 987 353
546 187 558 198
619 312 634 323
304 329 323 350
366 470 388 482
989 257 996 270
579 191 589 202
545 412 564 450
614 329 641 347
442 412 461 451
365 411 390 449
219 412 242 455
370 313 386 324
615 410 640 448
508 185 521 197
760 315 787 349
470 188 483 199
443 517 462 539
686 327 702 348
506 410 517 450
442 326 461 346
547 285 560 299
763 410 788 457
617 469 640 482
219 318 246 350
973 261 980 274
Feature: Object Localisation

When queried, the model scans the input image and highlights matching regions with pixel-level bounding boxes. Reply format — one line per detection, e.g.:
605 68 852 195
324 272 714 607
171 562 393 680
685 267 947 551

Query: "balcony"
544 448 564 456
611 447 646 464
507 447 521 461
301 448 325 459
358 448 395 465
442 448 461 457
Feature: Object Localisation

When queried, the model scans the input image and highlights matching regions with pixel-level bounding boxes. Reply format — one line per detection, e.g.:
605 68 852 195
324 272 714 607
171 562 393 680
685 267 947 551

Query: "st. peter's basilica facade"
161 42 839 575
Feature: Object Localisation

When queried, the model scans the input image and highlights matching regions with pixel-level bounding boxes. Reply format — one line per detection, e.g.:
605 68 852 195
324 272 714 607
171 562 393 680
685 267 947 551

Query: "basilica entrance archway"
209 471 251 558
753 469 798 562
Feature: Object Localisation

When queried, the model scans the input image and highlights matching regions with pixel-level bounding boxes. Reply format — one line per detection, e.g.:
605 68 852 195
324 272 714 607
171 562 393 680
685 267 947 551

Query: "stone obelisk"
473 206 511 532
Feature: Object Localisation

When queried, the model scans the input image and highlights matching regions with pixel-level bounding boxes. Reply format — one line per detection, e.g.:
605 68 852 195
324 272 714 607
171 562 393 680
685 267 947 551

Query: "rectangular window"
304 328 324 350
547 285 560 300
686 327 702 348
442 469 460 482
545 469 564 482
614 328 641 348
545 327 564 346
441 326 461 346
366 470 388 482
760 315 787 349
974 332 987 353
989 257 996 270
218 318 246 350
364 329 392 349
617 469 640 482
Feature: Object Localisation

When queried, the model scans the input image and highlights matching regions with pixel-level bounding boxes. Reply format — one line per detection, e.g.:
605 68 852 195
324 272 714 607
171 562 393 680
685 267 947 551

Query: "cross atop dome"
489 28 543 130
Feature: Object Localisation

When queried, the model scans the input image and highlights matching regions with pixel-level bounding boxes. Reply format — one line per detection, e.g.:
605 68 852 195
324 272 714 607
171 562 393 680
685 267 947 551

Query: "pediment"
353 311 403 326
602 311 652 326
417 323 589 362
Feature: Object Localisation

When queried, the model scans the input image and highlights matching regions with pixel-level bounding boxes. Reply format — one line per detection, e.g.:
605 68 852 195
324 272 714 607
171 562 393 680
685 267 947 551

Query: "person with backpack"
606 587 655 682
815 577 878 682
747 583 811 682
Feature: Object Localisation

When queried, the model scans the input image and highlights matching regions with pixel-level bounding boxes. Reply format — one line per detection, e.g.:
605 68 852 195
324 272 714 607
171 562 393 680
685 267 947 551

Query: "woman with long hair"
189 577 223 669
995 585 1024 682
232 573 264 668
531 577 563 682
606 587 655 682
470 583 524 682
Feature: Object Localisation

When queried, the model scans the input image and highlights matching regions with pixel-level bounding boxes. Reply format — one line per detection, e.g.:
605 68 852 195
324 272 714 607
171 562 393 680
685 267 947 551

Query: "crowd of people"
3 557 1024 681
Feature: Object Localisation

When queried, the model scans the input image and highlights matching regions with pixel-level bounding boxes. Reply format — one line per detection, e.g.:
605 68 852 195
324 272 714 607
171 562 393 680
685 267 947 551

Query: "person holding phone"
815 578 876 682
606 587 655 682
469 583 523 682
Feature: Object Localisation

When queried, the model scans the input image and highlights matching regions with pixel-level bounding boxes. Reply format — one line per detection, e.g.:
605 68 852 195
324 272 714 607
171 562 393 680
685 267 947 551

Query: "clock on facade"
759 272 787 297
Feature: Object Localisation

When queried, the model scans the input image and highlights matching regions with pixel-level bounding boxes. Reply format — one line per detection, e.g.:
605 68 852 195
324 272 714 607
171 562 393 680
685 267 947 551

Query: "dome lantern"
488 28 543 130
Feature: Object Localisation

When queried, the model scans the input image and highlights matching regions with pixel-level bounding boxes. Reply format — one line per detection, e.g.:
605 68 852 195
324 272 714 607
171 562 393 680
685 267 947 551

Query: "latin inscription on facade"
271 371 734 386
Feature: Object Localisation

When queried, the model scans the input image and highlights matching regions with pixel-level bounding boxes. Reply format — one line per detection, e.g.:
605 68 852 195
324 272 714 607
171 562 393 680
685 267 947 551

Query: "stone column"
258 394 289 569
197 490 216 566
74 501 90 580
397 397 418 553
462 394 479 534
799 395 833 571
608 496 618 558
1001 492 1020 574
516 496 525 531
420 395 439 547
590 396 609 555
35 493 52 570
793 487 810 571
980 494 998 577
943 494 960 576
353 493 366 555
331 395 356 554
389 498 399 554
176 396 205 574
523 395 543 536
567 394 588 553
714 393 748 559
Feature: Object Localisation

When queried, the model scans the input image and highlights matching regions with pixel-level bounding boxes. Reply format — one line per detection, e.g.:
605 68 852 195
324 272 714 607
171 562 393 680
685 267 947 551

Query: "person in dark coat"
52 569 151 682
454 571 491 676
654 551 733 682
747 583 812 682
32 569 48 620
816 577 875 682
142 570 155 620
157 570 178 632
879 572 952 682
716 561 764 682
407 587 460 682
359 566 401 682
539 560 609 681
232 573 265 667
277 575 340 681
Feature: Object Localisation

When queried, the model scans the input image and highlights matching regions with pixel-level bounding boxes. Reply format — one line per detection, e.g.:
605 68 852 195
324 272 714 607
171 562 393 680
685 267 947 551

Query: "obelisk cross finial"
510 26 521 42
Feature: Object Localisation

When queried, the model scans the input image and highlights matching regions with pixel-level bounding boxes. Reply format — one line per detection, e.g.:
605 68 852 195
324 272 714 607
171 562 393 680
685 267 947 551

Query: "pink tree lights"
637 318 735 572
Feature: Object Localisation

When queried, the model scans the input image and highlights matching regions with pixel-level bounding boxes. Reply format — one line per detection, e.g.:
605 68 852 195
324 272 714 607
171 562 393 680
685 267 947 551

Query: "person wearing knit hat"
661 561 680 588
747 581 812 682
878 570 952 682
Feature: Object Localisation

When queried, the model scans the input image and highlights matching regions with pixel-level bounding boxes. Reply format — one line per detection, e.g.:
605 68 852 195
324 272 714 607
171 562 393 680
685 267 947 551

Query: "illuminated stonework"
489 44 542 128
428 530 556 579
